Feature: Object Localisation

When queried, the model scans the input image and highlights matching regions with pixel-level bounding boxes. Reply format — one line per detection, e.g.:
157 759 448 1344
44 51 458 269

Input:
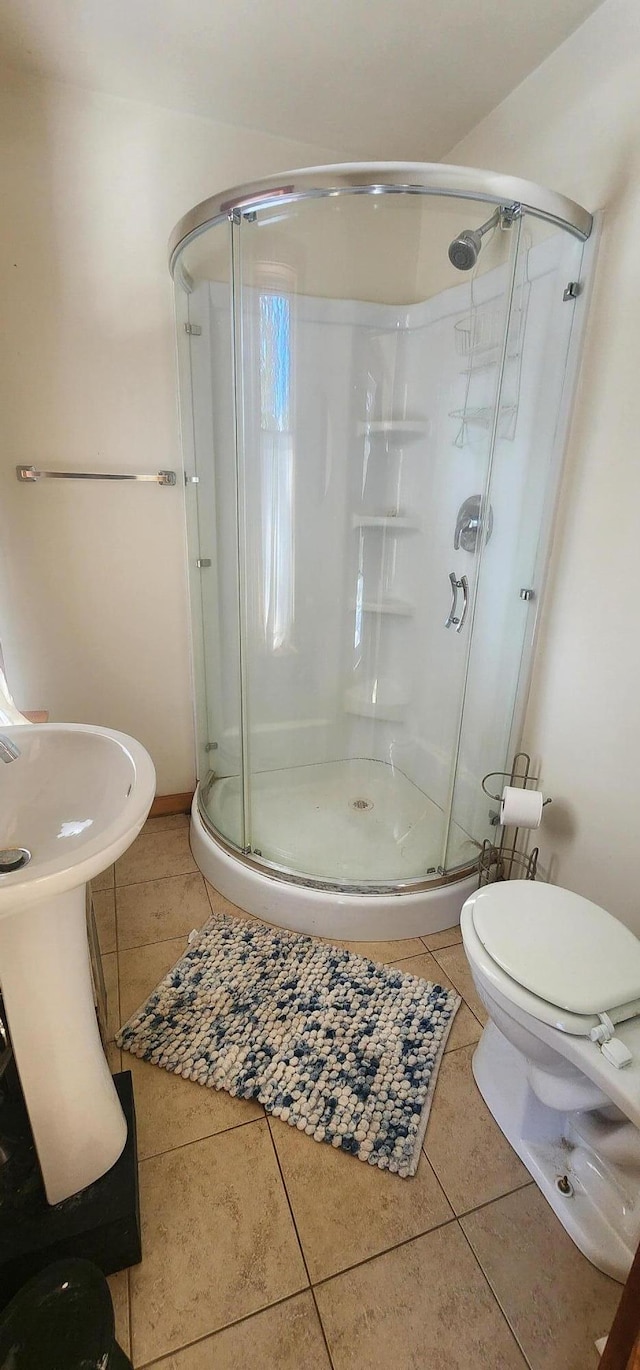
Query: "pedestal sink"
0 723 155 1204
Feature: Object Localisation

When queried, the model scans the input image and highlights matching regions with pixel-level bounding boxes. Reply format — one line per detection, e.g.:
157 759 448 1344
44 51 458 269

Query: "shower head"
448 208 501 271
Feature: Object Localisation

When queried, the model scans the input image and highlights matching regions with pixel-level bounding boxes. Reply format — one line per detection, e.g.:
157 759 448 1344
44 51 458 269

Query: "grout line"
441 1038 482 1058
455 1178 534 1222
117 924 205 956
310 1211 460 1292
264 1116 336 1369
264 1115 313 1281
310 1285 335 1369
389 952 439 967
135 1288 326 1369
118 931 191 960
136 1112 265 1165
456 1216 534 1369
421 1143 533 1222
115 867 199 891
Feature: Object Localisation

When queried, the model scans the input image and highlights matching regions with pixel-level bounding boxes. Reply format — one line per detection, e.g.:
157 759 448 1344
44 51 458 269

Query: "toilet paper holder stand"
478 750 551 886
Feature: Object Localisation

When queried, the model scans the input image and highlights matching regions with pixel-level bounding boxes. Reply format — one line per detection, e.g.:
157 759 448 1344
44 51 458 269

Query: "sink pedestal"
0 883 127 1205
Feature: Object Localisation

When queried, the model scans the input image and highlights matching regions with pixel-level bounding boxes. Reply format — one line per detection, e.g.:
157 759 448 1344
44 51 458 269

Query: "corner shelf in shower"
343 682 408 723
353 598 415 617
357 419 430 446
351 514 420 531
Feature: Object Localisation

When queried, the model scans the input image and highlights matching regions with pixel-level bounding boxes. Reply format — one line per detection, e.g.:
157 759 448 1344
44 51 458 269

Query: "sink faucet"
0 734 20 763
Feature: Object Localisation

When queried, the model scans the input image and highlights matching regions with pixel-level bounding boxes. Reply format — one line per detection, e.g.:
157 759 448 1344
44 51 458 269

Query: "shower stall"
170 164 593 939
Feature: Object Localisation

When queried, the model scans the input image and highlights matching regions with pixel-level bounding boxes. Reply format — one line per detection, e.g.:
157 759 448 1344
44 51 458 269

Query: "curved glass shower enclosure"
171 165 592 936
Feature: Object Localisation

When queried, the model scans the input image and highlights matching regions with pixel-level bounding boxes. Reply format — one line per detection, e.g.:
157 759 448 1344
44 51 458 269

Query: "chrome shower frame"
169 162 592 275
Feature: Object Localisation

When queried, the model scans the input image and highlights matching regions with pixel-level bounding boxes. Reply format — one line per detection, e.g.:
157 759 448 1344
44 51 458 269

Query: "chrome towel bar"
16 465 176 485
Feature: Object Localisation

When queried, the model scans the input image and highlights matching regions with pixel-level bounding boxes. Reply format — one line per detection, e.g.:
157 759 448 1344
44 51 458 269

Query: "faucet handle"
454 495 493 553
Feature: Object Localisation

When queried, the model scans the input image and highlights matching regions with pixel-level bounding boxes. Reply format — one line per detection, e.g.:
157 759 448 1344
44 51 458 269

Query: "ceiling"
0 0 602 160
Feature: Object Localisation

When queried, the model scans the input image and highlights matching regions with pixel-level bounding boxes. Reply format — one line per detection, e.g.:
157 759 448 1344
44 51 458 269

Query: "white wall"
445 0 640 930
0 68 337 793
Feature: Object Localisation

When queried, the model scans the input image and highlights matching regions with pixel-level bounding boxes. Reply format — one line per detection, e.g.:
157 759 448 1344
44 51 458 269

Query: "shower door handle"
456 575 469 633
445 573 469 632
445 572 460 628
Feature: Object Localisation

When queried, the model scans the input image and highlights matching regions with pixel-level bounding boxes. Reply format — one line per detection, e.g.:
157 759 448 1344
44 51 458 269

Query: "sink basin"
0 723 156 1205
0 723 156 912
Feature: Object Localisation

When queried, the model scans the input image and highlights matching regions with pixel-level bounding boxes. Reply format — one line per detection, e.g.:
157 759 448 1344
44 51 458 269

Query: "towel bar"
16 465 176 485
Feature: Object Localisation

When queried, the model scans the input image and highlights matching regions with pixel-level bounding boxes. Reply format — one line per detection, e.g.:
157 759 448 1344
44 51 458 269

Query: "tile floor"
94 814 621 1369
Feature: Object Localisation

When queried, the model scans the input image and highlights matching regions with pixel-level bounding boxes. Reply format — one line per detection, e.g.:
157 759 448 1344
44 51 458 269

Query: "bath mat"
117 913 460 1177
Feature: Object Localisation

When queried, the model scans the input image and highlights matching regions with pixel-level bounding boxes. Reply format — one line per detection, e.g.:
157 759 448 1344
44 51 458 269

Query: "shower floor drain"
350 798 373 812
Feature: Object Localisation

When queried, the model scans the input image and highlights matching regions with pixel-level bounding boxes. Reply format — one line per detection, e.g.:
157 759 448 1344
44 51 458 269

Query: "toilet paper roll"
499 785 544 829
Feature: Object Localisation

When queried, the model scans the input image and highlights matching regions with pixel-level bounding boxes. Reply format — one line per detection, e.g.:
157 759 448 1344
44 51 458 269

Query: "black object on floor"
0 1257 132 1369
0 1071 141 1309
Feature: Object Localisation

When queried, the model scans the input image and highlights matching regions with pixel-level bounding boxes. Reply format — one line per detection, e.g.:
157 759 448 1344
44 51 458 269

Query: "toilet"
461 880 640 1282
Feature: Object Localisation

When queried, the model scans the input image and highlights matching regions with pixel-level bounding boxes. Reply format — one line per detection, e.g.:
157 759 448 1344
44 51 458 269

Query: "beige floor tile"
92 864 114 893
117 873 210 950
270 1117 452 1282
423 1044 529 1214
205 881 260 921
462 1186 621 1370
146 1291 331 1369
329 935 425 964
391 952 482 1052
102 953 120 1042
128 1053 263 1160
143 813 190 834
130 1120 307 1365
115 829 197 887
315 1222 527 1369
432 942 489 1023
93 888 116 955
107 1269 130 1358
118 936 187 1024
421 922 463 951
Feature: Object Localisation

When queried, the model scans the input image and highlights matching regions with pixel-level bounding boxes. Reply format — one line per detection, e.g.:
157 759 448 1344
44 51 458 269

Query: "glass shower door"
232 192 522 885
178 222 246 852
444 214 587 869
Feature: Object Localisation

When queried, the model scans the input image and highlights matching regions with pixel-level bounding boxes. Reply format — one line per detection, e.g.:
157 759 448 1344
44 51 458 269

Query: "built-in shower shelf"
352 514 420 531
357 419 429 445
343 683 408 723
449 404 517 429
353 598 415 617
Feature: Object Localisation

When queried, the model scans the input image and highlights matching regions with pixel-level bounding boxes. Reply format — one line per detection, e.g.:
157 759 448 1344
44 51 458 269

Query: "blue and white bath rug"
117 912 460 1178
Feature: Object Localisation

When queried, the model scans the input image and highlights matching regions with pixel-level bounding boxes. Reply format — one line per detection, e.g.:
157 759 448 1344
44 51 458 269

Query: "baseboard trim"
150 791 194 818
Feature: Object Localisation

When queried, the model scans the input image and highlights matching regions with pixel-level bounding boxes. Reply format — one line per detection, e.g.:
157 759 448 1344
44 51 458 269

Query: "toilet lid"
471 881 640 1015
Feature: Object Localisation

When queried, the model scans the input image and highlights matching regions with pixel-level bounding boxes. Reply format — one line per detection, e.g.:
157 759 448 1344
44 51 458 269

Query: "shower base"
205 758 477 882
191 758 479 940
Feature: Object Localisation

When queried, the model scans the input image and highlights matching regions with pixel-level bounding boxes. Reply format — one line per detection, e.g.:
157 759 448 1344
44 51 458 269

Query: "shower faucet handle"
454 517 479 551
454 495 494 553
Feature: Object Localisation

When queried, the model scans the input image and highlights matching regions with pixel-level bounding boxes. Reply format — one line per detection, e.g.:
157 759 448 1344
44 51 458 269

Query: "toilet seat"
463 884 640 1036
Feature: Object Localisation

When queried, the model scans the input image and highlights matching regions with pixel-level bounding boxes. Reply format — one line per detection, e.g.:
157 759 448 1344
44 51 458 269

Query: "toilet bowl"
461 881 640 1282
